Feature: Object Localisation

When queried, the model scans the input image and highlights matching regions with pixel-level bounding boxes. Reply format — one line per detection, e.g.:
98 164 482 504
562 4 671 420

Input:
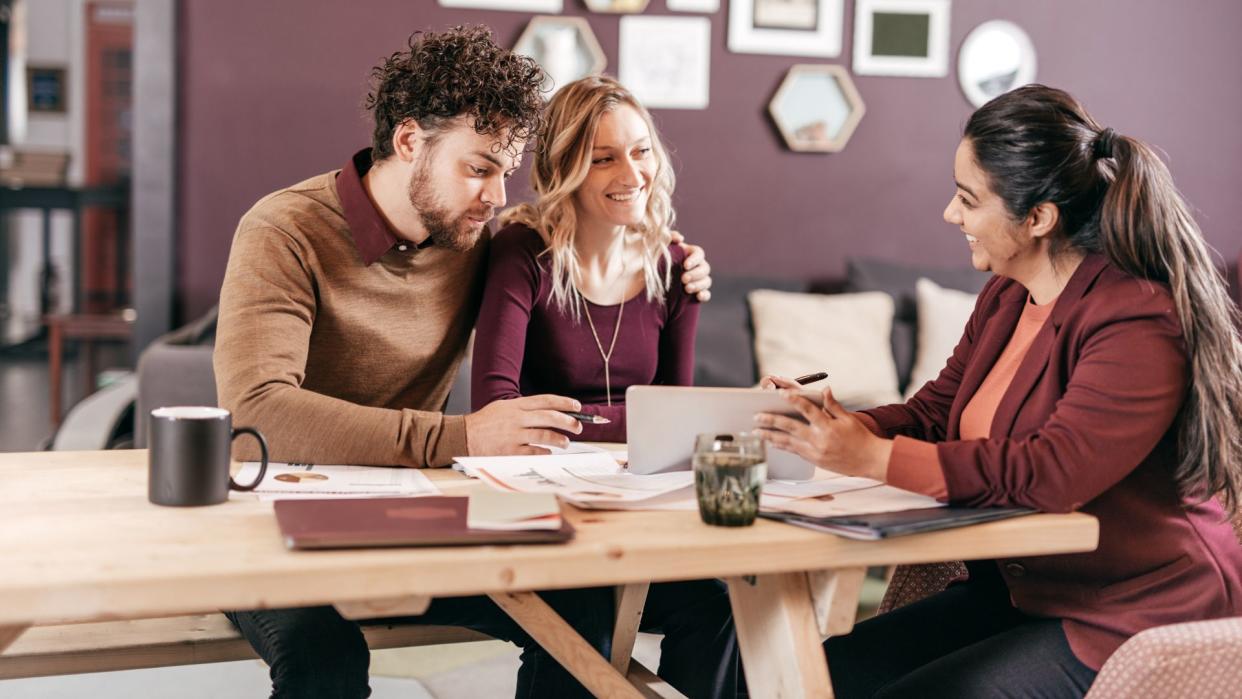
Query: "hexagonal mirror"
584 0 651 12
513 17 607 95
769 65 865 153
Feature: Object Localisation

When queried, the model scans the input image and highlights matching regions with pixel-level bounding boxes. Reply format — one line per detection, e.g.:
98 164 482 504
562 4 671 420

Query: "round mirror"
957 20 1036 108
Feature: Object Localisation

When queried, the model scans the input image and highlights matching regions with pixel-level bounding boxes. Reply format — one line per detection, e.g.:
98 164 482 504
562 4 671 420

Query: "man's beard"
407 163 492 252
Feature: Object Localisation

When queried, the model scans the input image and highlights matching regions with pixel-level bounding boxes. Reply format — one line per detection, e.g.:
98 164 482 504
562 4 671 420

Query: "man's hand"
670 231 712 302
465 394 584 456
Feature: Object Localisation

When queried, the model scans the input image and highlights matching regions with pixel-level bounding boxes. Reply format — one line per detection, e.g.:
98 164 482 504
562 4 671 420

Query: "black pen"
794 371 829 385
561 411 611 425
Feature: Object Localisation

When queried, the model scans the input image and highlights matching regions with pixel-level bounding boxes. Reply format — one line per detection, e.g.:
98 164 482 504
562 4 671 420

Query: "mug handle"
228 427 269 491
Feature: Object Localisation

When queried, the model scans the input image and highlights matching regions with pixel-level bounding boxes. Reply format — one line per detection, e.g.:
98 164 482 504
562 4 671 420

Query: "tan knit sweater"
214 170 486 467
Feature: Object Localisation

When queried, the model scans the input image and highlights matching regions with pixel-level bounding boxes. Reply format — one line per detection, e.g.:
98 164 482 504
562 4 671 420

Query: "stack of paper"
237 462 440 502
451 453 944 516
454 453 695 510
762 474 943 515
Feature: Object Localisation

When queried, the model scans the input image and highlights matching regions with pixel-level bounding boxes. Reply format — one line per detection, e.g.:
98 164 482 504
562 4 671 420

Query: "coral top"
878 295 1054 498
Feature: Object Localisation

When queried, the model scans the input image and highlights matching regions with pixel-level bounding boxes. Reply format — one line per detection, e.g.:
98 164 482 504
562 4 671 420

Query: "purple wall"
178 0 1242 320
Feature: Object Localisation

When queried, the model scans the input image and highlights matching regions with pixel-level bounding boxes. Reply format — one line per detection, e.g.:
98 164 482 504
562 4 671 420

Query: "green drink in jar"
692 432 767 526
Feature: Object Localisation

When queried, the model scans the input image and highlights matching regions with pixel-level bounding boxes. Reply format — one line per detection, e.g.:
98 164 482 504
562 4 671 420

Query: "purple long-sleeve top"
471 223 700 442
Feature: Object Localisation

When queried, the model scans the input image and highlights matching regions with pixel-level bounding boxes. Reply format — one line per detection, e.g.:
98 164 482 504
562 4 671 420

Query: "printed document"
452 453 942 514
236 462 440 501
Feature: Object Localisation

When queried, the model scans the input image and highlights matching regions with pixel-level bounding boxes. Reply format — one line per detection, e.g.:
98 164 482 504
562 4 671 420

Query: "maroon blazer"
864 253 1242 670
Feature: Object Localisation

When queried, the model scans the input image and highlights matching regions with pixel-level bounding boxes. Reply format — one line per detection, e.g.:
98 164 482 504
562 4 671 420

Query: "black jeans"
822 564 1097 699
226 579 738 699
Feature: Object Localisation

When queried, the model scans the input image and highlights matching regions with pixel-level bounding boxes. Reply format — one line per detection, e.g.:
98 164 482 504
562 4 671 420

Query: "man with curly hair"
212 26 729 699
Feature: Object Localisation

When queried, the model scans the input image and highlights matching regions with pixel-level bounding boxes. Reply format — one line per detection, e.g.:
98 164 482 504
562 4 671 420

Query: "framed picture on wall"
727 0 843 57
438 0 564 11
27 66 68 114
852 0 950 77
957 20 1037 107
584 0 650 11
619 15 711 109
667 0 720 11
513 16 607 95
768 64 865 152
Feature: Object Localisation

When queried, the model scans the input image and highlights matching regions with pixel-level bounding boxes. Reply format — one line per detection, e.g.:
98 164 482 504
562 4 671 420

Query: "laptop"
625 386 822 480
274 496 574 550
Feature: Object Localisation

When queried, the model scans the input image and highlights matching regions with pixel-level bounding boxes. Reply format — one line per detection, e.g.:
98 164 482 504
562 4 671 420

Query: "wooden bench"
0 586 680 697
0 614 489 680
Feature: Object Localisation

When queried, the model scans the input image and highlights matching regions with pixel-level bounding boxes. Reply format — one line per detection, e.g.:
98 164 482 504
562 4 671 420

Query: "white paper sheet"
766 484 942 517
453 453 692 508
236 462 440 502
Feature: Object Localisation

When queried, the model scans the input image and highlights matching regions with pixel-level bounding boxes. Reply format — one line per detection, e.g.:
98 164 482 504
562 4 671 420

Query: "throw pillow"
694 275 808 388
905 278 978 399
748 289 902 410
845 258 989 393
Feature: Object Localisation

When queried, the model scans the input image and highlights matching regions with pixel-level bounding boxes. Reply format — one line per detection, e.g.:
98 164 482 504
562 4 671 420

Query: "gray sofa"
133 259 987 444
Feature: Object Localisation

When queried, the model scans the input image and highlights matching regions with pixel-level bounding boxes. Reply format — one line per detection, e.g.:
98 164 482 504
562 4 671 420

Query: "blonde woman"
471 76 738 699
472 75 698 442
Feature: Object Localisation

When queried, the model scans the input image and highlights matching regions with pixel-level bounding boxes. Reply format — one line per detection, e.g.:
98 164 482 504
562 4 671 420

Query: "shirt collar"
337 148 432 265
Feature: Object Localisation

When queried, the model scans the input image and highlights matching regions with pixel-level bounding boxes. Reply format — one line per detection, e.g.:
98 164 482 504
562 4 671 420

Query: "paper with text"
237 462 440 502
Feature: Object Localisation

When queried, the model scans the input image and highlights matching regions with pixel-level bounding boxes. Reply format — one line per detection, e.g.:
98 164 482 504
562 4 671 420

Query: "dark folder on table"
758 506 1035 541
274 496 574 550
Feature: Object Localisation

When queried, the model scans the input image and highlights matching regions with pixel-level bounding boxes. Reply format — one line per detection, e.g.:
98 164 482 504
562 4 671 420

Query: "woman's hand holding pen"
760 375 804 390
753 387 893 481
759 371 828 390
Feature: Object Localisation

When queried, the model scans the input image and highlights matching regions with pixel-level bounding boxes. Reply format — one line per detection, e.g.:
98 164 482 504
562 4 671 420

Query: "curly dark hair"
365 25 546 161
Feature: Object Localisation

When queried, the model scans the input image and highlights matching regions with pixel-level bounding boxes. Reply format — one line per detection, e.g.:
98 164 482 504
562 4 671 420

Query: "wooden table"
0 450 1098 698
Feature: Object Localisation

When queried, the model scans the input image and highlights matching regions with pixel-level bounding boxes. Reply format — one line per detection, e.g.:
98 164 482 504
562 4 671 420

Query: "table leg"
809 567 866 637
626 660 685 698
727 572 835 699
489 591 644 699
40 208 54 316
612 582 650 673
72 206 82 313
48 320 64 426
0 625 28 654
334 595 431 621
83 338 97 401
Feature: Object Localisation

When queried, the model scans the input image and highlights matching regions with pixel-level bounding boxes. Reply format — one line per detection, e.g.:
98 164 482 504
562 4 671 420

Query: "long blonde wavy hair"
500 75 676 318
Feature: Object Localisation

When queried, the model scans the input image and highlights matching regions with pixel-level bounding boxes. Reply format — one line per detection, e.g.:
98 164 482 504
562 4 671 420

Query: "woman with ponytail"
757 84 1242 698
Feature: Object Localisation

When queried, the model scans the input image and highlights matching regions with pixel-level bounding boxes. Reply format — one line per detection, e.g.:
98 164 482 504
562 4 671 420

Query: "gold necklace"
582 296 625 407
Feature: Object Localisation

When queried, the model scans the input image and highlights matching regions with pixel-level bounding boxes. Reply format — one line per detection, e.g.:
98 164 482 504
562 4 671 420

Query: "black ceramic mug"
148 406 269 506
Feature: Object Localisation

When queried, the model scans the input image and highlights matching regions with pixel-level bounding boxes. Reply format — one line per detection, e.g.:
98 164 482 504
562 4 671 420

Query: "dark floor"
0 339 130 452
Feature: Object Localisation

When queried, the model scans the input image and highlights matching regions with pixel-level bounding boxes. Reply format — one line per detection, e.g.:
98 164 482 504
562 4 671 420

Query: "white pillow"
905 277 978 399
748 289 901 410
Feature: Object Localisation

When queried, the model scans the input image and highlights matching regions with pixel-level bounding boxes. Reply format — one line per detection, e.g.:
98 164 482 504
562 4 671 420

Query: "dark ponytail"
966 85 1242 517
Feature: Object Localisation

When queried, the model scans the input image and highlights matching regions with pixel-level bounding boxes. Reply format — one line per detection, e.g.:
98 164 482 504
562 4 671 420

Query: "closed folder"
758 506 1035 540
274 496 574 550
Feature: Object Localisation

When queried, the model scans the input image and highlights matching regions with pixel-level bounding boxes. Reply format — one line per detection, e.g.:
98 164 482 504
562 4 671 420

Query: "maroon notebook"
273 496 575 550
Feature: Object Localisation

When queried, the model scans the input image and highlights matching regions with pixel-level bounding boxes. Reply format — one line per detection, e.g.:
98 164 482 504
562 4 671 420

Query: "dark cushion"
694 275 808 387
845 259 988 392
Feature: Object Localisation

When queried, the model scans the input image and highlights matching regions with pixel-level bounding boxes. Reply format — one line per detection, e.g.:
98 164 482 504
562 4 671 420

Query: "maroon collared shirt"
336 148 432 265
